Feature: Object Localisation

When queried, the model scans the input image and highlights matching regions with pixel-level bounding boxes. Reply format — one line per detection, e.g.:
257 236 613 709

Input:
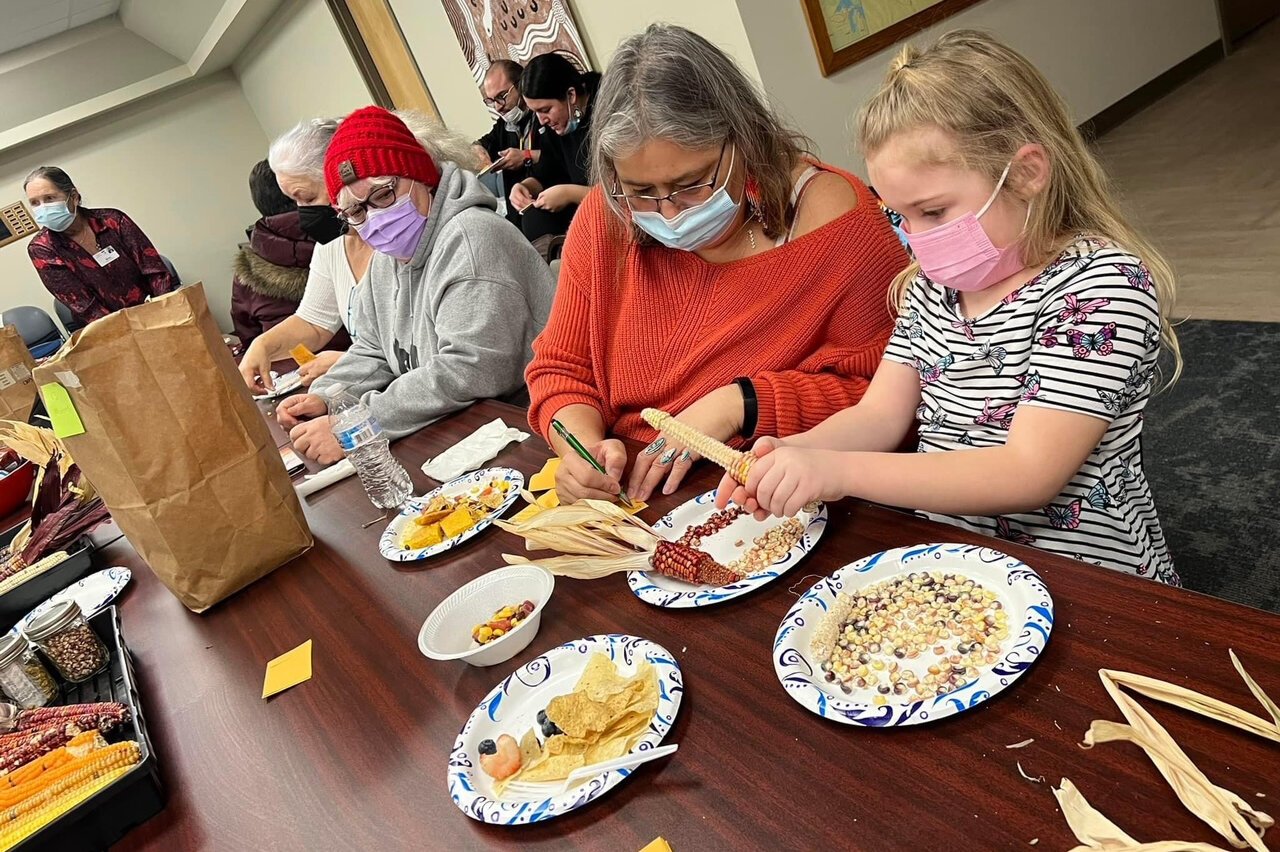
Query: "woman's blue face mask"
628 146 742 252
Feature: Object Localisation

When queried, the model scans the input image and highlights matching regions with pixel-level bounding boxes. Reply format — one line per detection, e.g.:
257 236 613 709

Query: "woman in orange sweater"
527 24 908 504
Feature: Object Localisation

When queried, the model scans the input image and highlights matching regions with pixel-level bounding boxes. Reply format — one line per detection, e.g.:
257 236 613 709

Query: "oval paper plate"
448 633 682 825
773 543 1053 727
627 490 827 608
379 467 523 562
13 567 132 635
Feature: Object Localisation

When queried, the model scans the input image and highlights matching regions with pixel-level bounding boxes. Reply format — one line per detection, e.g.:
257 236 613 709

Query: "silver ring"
658 448 677 466
643 437 666 456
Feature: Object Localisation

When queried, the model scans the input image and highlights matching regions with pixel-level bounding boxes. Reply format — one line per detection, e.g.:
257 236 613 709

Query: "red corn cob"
652 541 739 586
0 727 74 775
16 703 128 732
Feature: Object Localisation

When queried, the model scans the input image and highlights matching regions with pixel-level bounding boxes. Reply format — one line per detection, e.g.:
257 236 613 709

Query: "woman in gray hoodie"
280 106 555 463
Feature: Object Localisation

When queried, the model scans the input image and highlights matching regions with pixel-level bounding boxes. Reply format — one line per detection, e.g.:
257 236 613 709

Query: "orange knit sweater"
526 165 908 442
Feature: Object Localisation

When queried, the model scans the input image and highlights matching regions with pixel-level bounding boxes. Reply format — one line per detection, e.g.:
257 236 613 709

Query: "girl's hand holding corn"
719 438 848 520
629 385 744 502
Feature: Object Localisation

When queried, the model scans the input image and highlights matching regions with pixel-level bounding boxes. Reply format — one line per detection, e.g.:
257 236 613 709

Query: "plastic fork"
500 743 678 801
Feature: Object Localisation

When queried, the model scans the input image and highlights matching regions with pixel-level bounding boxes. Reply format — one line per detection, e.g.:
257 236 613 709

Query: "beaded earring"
745 175 767 250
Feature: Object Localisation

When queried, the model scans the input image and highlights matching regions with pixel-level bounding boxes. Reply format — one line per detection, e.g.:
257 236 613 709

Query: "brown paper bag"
0 326 39 423
32 286 313 611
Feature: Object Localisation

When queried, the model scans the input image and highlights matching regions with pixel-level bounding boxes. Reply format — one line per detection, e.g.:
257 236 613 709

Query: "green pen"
550 419 635 508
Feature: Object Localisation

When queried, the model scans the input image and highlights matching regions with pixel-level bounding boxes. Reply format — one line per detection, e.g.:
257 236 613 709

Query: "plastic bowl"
0 461 35 519
418 565 554 667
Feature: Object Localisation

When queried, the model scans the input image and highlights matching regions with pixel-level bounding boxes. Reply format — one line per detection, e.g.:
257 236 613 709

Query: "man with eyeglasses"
472 60 544 233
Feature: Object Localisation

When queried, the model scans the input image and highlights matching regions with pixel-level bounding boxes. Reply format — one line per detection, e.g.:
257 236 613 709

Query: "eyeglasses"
483 84 517 109
337 178 401 226
609 141 729 214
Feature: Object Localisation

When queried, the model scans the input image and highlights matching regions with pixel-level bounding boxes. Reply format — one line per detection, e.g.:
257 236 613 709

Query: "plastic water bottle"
325 389 413 509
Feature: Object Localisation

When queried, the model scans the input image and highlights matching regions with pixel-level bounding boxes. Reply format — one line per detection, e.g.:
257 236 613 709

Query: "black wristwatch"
734 377 758 440
523 150 533 169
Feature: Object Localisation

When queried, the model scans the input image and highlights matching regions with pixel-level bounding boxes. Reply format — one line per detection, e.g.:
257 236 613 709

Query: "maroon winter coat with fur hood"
229 211 313 345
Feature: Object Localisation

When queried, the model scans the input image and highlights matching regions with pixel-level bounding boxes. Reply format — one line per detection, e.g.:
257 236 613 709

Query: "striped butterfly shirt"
883 236 1177 584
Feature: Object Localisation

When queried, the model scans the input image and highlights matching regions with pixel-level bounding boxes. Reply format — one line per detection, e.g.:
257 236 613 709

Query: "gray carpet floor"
1145 320 1280 613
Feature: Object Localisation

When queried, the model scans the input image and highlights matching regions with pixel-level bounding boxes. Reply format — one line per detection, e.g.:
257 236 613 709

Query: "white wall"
735 0 1222 172
0 73 269 331
391 0 761 144
234 0 371 140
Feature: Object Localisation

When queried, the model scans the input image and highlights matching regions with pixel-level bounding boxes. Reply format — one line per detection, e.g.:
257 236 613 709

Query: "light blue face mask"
34 200 76 232
630 146 741 252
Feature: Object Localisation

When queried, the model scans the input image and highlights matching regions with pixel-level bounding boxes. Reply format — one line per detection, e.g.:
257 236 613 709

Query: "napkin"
296 458 356 497
421 417 529 480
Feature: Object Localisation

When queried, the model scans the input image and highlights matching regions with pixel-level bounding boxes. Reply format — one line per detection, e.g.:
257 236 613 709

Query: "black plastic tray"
0 523 96 632
13 606 164 851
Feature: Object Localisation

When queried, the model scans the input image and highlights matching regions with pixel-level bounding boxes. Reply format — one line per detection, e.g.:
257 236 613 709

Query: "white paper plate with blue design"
627 489 827 608
448 633 682 825
255 370 303 399
379 467 523 562
774 543 1053 727
10 567 132 636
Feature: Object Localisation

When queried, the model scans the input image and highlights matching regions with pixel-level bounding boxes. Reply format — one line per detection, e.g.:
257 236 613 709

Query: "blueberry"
541 718 562 737
536 709 548 725
478 738 497 755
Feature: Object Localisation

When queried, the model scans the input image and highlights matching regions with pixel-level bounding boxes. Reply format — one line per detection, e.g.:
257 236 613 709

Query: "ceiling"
0 0 121 56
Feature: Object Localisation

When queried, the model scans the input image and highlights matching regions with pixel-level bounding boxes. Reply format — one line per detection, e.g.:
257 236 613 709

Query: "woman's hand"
239 340 275 393
276 393 326 429
472 145 492 169
510 182 536 213
715 436 782 512
555 438 628 504
496 148 526 170
298 350 342 387
629 385 745 503
741 446 849 520
533 184 577 213
290 416 344 464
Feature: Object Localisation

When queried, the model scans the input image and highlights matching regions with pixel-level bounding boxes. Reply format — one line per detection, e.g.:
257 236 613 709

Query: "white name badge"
92 245 120 267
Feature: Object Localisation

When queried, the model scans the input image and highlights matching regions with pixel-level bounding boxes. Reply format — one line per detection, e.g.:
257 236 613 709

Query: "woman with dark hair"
509 53 600 232
525 24 907 505
24 166 176 326
229 160 329 347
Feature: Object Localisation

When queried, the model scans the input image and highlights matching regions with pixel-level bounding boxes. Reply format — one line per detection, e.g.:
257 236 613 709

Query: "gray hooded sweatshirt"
312 163 555 438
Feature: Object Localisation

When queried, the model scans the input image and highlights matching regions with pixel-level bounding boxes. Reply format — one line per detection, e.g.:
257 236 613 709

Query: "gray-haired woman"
525 23 908 505
239 111 479 393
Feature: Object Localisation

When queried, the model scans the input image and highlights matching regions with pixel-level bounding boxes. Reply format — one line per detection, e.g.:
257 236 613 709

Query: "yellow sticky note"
262 639 313 699
536 489 561 509
510 503 544 524
39 383 85 439
623 500 648 516
528 457 561 492
639 839 672 852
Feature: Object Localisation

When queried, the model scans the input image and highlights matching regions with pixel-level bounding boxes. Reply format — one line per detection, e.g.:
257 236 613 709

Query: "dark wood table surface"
107 400 1280 851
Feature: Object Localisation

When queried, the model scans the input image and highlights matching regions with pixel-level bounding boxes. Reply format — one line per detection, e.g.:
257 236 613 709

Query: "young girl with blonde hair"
718 30 1182 582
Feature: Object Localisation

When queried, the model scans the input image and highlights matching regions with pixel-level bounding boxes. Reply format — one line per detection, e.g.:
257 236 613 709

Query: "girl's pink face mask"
903 162 1027 292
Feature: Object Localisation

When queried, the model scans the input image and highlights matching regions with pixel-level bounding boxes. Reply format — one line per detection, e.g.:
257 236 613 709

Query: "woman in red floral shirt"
24 166 176 326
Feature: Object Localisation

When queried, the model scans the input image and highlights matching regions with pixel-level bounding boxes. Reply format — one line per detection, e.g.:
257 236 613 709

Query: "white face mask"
501 104 526 130
630 147 742 252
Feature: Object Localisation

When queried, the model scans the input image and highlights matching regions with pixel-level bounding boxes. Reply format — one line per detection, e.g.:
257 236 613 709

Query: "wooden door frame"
325 0 440 118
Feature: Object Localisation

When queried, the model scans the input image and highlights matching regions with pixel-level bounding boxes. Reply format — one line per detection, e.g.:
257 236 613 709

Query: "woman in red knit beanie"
279 106 554 462
525 24 909 504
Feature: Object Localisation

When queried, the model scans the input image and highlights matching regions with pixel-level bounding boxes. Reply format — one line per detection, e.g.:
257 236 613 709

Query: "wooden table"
110 401 1280 851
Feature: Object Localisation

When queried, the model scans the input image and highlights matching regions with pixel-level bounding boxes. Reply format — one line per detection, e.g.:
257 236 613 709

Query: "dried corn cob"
16 703 128 732
0 728 74 776
0 552 70 593
0 740 139 822
499 499 737 586
0 761 135 847
641 409 754 483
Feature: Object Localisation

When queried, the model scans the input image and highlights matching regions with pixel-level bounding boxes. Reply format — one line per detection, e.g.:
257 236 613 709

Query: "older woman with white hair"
239 110 479 392
276 106 554 464
526 23 908 505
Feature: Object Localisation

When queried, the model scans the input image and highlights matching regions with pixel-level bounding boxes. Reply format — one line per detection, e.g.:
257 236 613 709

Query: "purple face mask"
356 181 429 260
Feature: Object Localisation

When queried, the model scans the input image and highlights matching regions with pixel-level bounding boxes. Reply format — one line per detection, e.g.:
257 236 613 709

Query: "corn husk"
498 499 662 578
1077 656 1278 851
1054 778 1231 851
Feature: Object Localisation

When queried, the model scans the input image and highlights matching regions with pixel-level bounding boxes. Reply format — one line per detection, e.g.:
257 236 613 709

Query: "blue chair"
161 255 180 286
2 306 64 359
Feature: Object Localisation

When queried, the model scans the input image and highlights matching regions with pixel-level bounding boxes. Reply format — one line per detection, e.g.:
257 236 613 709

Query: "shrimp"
477 733 522 780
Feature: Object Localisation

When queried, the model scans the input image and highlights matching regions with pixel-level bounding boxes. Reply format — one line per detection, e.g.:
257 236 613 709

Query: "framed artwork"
439 0 592 93
0 202 37 250
801 0 985 76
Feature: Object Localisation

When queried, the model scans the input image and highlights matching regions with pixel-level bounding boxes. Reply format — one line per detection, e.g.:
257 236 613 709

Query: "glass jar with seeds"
23 600 110 683
0 633 59 708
